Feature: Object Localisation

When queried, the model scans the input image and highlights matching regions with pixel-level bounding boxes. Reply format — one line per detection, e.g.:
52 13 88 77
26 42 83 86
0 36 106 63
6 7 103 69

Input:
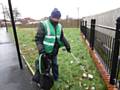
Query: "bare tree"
4 7 21 22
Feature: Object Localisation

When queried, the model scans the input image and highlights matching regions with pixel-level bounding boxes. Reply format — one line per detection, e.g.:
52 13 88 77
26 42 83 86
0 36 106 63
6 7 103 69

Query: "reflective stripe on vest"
45 35 55 39
43 41 54 46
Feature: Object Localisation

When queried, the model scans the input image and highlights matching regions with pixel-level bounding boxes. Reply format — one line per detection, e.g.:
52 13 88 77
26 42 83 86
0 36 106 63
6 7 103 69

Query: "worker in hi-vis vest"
32 8 71 83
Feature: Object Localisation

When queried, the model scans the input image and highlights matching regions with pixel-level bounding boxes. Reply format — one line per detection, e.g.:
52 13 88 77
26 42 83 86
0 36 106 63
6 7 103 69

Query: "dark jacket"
35 19 70 56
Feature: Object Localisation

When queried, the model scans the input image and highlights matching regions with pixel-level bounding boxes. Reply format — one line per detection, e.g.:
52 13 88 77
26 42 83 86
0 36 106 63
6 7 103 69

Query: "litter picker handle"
38 54 42 74
70 53 79 63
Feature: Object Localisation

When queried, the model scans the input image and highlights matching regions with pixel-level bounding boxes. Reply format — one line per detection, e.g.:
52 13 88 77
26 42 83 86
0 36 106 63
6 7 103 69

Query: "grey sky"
0 0 120 20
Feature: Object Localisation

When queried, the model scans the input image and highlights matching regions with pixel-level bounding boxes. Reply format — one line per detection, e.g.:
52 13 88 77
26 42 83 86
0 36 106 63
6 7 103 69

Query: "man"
32 8 71 83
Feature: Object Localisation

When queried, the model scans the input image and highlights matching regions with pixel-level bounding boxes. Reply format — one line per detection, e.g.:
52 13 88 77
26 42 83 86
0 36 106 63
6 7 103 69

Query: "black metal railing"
80 17 120 88
94 29 115 73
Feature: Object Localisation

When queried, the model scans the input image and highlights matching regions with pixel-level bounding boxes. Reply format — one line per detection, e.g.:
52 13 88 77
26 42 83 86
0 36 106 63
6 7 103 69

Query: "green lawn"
9 27 106 90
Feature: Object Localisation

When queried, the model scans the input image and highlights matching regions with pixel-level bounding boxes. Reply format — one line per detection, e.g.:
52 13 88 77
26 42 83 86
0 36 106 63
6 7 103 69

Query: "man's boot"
32 70 40 83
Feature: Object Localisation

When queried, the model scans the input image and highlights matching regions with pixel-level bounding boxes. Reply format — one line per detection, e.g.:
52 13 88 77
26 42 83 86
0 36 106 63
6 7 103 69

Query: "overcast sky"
0 0 120 20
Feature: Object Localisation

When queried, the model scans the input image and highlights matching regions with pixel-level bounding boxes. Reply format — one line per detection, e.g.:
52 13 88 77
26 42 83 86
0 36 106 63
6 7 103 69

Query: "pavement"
0 28 39 90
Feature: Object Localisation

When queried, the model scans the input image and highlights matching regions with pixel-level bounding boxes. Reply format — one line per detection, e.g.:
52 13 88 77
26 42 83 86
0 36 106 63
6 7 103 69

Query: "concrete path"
0 29 39 90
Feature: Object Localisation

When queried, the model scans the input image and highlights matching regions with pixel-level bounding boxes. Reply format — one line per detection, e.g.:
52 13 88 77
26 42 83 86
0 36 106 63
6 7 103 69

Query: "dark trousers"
52 56 58 81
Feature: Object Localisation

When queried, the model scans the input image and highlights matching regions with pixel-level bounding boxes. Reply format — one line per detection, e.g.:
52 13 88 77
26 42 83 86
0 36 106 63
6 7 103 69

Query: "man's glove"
42 53 47 59
66 46 71 53
41 53 53 60
39 48 45 54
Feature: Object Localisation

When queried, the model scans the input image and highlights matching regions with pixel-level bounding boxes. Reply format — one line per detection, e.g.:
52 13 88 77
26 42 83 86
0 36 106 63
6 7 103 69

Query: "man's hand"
66 46 71 53
42 53 47 58
41 53 53 60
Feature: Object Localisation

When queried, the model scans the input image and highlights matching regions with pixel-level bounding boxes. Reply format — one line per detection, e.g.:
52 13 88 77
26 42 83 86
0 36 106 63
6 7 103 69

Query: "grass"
9 27 106 90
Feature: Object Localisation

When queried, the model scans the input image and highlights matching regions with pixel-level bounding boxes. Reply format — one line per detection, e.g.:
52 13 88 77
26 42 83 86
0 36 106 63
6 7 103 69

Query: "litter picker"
70 52 79 63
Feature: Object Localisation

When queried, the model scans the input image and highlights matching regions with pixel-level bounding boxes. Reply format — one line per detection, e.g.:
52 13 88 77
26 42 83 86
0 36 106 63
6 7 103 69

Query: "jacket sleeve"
60 28 71 51
35 22 46 54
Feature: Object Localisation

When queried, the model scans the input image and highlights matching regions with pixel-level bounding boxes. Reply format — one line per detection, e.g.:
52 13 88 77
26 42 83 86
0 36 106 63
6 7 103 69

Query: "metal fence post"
110 17 120 85
8 0 23 69
82 20 84 34
85 21 87 27
79 20 81 28
90 19 96 50
80 19 83 33
84 21 87 38
80 20 82 32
